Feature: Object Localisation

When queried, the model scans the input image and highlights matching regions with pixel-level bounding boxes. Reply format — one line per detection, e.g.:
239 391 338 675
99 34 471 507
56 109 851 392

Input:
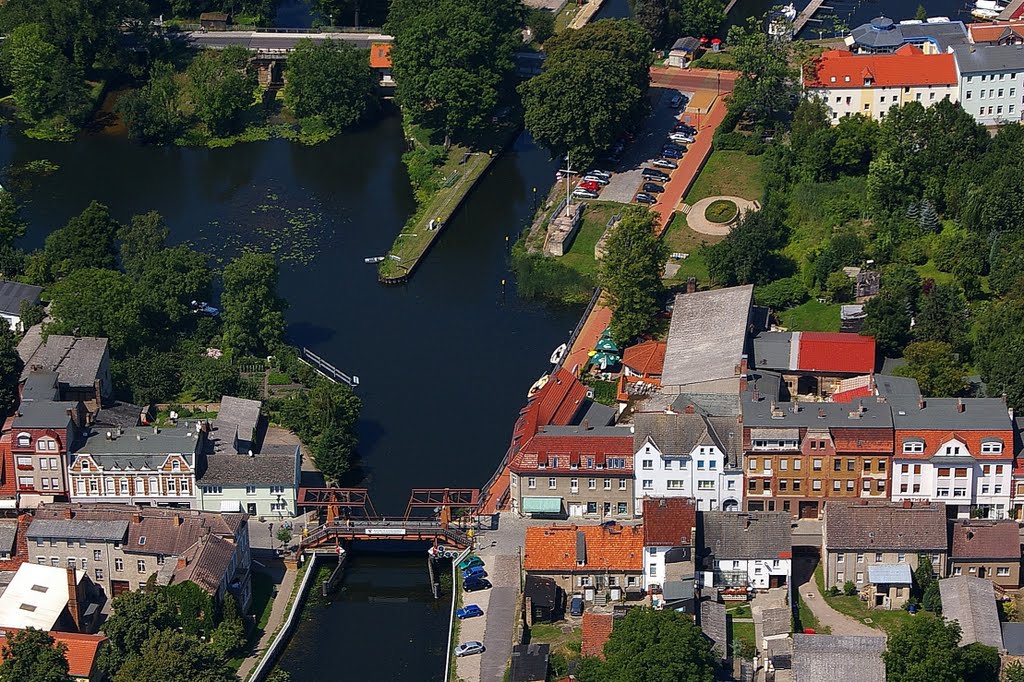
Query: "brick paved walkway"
237 564 299 681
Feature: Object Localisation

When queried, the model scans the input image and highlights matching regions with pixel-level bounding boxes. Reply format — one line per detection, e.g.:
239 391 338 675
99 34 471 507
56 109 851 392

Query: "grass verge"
778 300 841 332
683 150 764 204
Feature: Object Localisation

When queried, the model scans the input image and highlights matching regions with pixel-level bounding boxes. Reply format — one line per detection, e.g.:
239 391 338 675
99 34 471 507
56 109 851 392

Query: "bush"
510 240 595 304
900 237 930 266
827 586 841 597
526 8 555 44
402 144 446 200
843 580 857 596
755 277 808 310
714 131 764 154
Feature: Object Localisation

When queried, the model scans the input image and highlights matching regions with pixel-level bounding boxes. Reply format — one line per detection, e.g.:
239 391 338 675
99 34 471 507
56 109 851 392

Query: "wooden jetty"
793 0 827 35
299 347 360 387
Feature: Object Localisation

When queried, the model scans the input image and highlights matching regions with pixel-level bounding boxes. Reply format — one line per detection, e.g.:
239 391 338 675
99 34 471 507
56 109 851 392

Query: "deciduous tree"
284 40 377 131
220 252 287 356
975 298 1024 407
0 23 87 125
47 268 146 353
116 62 185 144
884 616 964 682
43 200 120 275
113 630 233 682
703 206 790 286
185 46 257 137
861 291 912 357
118 211 169 276
727 16 799 124
599 207 667 343
0 628 73 682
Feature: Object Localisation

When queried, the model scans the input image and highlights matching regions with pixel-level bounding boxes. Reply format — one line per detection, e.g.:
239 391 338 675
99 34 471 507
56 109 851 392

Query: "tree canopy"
599 206 667 344
284 40 377 131
703 206 790 286
0 628 73 682
185 46 258 137
634 0 724 48
0 23 87 127
221 252 287 356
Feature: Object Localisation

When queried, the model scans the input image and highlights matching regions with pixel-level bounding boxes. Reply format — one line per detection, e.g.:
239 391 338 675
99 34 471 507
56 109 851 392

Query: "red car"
578 180 600 192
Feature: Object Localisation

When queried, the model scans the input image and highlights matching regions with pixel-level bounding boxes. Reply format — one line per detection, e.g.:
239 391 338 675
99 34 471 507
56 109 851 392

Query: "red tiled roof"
581 613 614 659
0 629 105 678
510 433 634 474
804 46 957 89
950 520 1021 560
830 428 894 452
830 385 873 403
968 21 1024 42
538 369 589 428
369 42 392 69
0 434 15 500
797 333 876 374
896 429 1014 460
622 341 666 378
524 524 644 572
642 497 696 547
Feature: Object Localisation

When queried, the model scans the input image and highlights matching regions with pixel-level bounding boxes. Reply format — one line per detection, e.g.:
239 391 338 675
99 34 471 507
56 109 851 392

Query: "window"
203 485 223 494
779 480 788 492
780 459 788 471
16 434 29 448
119 480 129 494
878 460 886 472
167 479 177 494
104 478 114 494
579 576 590 587
40 478 49 490
643 480 654 490
171 460 180 471
995 485 1003 494
982 442 1002 454
617 502 627 515
39 458 48 470
967 90 973 100
863 460 871 472
877 480 886 492
813 459 822 471
619 479 626 490
270 485 285 494
912 484 921 493
627 576 637 587
833 481 841 491
793 480 801 491
998 567 1010 576
749 459 757 471
837 572 845 583
604 479 611 490
663 460 673 470
93 550 101 561
149 477 158 493
914 465 921 475
749 480 757 492
548 478 556 490
527 478 536 489
764 460 772 472
863 480 871 491
114 558 123 571
794 459 801 471
846 480 854 491
847 459 855 472
834 459 841 472
588 478 596 490
837 553 844 564
666 480 685 490
954 488 967 497
95 569 103 580
50 557 58 566
642 459 653 470
570 478 578 491
137 560 147 573
969 566 977 574
727 480 735 490
856 572 864 583
586 502 597 514
903 442 924 454
696 460 704 470
812 480 822 491
607 458 625 469
698 480 714 490
762 479 770 492
955 468 968 478
36 557 44 565
67 558 75 569
246 485 257 495
856 553 864 563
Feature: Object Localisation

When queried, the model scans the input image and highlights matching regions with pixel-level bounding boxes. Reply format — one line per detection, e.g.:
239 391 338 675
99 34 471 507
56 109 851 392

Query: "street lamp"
559 153 573 217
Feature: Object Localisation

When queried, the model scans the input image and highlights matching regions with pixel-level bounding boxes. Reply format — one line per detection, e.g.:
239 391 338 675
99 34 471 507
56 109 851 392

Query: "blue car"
462 566 488 580
456 604 484 619
661 148 684 159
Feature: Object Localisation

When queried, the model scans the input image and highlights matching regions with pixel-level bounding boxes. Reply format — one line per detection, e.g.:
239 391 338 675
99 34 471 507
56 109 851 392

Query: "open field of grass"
557 201 622 277
683 151 764 204
779 300 841 332
661 212 721 284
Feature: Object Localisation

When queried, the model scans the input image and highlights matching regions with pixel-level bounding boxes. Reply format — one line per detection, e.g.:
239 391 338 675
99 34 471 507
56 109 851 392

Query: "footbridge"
296 487 480 552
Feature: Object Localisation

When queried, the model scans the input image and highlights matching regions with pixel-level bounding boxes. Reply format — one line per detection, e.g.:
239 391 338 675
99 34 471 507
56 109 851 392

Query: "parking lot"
600 87 695 205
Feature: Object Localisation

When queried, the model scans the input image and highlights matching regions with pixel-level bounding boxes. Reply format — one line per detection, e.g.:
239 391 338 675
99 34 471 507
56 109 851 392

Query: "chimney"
966 530 975 541
685 404 695 414
791 403 801 414
65 567 80 632
173 514 182 527
918 397 926 410
902 499 912 509
752 390 761 402
687 276 697 294
818 408 826 419
957 398 965 413
583 419 591 431
132 512 141 524
63 507 72 520
176 556 188 570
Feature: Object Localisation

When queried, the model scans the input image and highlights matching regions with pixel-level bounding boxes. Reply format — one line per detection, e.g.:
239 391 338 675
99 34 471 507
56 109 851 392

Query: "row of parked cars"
454 553 488 658
572 169 612 200
634 120 698 206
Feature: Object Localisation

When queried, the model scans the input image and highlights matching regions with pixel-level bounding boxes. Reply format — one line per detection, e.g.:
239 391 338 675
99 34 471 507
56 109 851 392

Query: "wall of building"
960 70 1024 126
949 558 1021 588
810 84 958 123
197 484 297 518
511 472 635 518
824 549 947 589
526 569 642 600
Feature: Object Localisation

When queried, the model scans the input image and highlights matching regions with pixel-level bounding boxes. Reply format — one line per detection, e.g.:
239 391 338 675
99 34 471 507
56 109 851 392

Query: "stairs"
594 592 608 607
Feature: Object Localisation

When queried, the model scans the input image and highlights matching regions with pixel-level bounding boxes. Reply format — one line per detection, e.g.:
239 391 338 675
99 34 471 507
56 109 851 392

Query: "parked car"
456 604 484 619
463 578 492 592
462 566 488 580
570 596 584 617
668 94 683 108
669 133 695 144
643 182 665 194
661 147 684 159
455 641 485 657
642 168 670 181
582 174 609 185
572 188 599 199
651 158 677 169
674 123 697 135
458 556 484 571
586 170 612 180
578 180 601 192
635 192 657 205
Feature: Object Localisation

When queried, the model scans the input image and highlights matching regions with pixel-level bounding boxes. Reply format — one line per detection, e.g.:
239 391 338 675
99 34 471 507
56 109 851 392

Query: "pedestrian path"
237 566 299 681
797 559 882 638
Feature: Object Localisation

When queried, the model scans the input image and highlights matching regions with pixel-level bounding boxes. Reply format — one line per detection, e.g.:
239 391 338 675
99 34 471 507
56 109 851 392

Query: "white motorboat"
768 3 797 39
975 0 1006 11
527 374 549 398
972 7 1001 18
549 343 568 365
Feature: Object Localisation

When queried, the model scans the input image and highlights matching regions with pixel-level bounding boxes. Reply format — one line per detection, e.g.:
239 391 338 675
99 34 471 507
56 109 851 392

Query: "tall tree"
913 283 970 356
185 46 257 137
43 200 121 275
0 324 22 432
0 0 129 73
599 207 667 344
113 630 233 682
118 211 169 277
47 268 146 353
861 291 912 358
0 193 27 248
975 297 1024 407
135 246 212 326
386 0 523 143
894 342 967 398
0 23 87 125
97 589 179 676
220 252 287 356
283 40 377 130
727 15 799 124
576 608 716 682
116 62 185 144
703 206 790 286
884 616 964 682
633 0 669 47
0 628 73 682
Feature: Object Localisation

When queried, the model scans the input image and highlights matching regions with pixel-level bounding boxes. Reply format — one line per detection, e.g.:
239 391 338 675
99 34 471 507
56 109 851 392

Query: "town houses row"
508 284 1024 522
0 324 301 518
804 17 1024 126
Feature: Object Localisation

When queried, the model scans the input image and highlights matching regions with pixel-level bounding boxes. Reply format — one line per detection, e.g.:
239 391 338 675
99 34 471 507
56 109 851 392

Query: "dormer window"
16 433 30 448
981 442 1003 454
81 461 90 472
902 441 924 454
171 460 181 471
945 445 961 455
844 75 851 82
830 76 836 83
550 456 559 469
36 439 56 452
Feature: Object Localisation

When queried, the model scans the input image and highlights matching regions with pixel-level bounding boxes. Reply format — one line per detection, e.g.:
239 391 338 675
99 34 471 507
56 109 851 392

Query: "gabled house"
633 410 742 513
940 576 1004 650
0 629 106 682
524 574 561 624
621 341 666 380
18 334 112 406
700 511 792 591
640 497 696 600
949 519 1021 588
11 371 82 507
750 331 876 400
823 500 947 608
524 524 644 602
0 280 42 332
792 634 886 682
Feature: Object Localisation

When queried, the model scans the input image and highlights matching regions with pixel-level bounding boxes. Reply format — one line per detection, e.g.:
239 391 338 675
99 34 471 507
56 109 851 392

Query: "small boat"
549 343 568 365
974 0 1005 11
364 256 385 264
768 3 797 39
527 374 549 399
972 7 1001 18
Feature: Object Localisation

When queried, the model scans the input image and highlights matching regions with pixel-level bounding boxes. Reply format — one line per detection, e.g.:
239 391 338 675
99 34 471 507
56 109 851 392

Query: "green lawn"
730 618 756 657
251 570 277 631
558 202 623 277
814 564 919 633
661 212 720 284
726 604 752 619
683 151 764 204
528 623 582 658
705 199 738 223
778 300 841 332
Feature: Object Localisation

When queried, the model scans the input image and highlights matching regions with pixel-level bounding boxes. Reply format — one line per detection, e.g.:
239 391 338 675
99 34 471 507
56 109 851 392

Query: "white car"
581 174 609 185
586 170 612 180
455 641 485 657
572 188 599 199
651 158 677 169
669 133 695 144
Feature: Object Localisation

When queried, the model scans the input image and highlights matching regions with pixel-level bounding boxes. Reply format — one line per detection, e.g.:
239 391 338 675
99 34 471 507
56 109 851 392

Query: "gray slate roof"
76 426 202 455
198 452 298 487
633 412 742 468
510 643 549 682
868 563 912 585
0 522 18 556
751 332 796 371
761 607 791 638
875 375 1011 430
850 16 968 52
13 400 75 430
792 634 886 682
20 335 108 386
702 511 792 560
663 286 752 388
940 576 1004 649
953 44 1024 74
699 600 727 660
27 518 129 542
217 396 261 441
20 371 59 401
0 280 41 315
825 501 947 551
1002 622 1024 655
671 392 741 417
743 374 893 429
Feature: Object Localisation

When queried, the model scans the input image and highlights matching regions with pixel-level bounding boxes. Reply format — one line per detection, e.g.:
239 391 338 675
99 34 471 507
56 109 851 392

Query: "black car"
635 192 657 205
643 182 665 194
642 168 670 181
674 123 697 135
570 596 584 617
464 578 492 592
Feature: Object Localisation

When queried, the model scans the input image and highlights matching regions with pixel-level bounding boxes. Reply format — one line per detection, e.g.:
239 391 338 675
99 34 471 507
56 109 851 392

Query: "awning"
0 500 16 509
219 500 243 512
522 497 562 514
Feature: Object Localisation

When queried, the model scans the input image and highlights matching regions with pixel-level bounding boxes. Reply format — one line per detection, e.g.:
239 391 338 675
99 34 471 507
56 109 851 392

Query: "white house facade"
952 45 1024 126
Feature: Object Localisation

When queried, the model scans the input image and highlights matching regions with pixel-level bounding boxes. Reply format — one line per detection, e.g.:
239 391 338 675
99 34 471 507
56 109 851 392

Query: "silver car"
455 641 485 657
572 188 599 199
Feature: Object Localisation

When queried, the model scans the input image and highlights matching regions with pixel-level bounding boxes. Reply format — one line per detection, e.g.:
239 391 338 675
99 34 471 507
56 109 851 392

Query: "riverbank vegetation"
632 0 725 48
521 20 653 170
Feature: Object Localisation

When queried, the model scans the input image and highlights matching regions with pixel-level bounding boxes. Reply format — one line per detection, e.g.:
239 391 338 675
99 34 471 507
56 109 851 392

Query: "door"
111 580 130 597
603 502 611 517
799 501 819 519
247 503 257 515
569 504 585 517
978 566 987 579
769 575 787 589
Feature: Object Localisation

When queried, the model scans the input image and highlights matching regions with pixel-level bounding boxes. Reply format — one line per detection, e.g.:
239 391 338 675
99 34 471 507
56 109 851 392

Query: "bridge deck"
300 520 473 550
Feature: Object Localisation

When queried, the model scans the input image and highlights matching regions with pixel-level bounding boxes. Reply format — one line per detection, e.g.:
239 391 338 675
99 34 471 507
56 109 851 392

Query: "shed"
510 643 549 682
668 37 701 68
524 574 561 623
199 12 229 30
